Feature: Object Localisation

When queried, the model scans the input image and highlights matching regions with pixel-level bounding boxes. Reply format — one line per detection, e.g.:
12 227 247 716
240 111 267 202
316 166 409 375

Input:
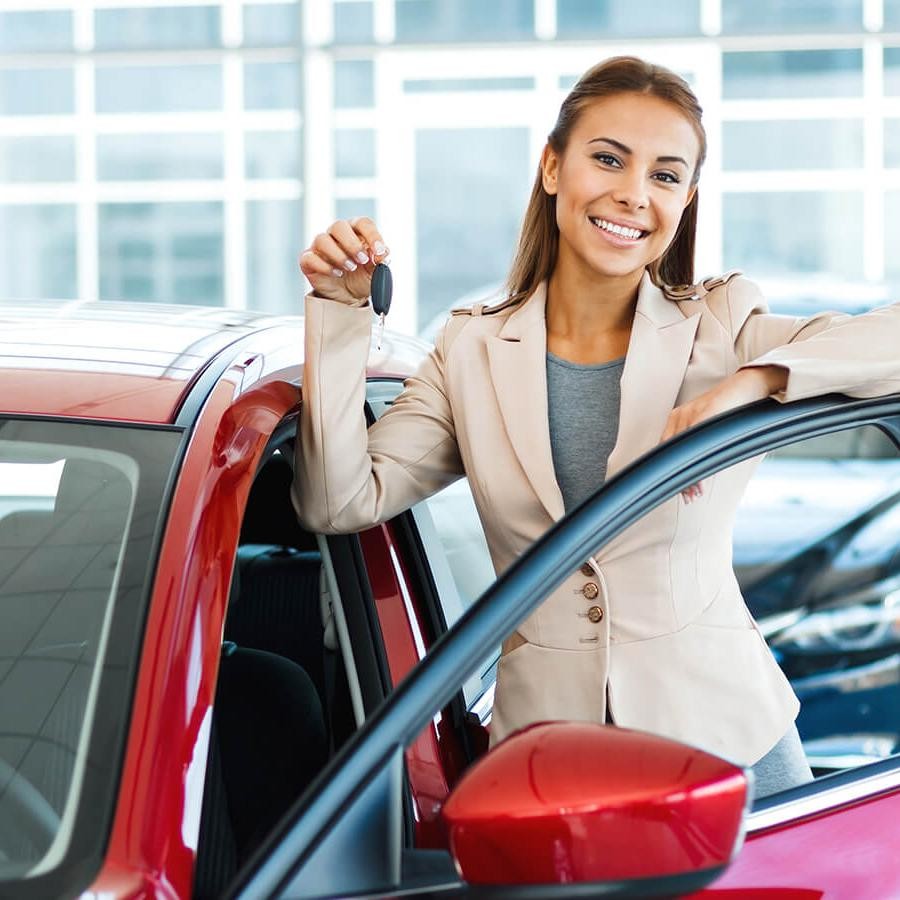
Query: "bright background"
1 0 899 335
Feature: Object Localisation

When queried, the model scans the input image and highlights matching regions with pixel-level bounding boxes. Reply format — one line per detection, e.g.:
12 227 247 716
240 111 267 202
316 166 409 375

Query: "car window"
738 424 900 775
409 482 497 707
0 418 182 897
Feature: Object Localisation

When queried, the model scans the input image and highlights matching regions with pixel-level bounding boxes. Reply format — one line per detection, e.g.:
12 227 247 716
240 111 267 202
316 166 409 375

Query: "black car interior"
193 445 386 898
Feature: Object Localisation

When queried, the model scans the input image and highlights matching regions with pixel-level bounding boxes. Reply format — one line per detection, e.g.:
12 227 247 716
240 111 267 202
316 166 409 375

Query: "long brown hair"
505 56 706 305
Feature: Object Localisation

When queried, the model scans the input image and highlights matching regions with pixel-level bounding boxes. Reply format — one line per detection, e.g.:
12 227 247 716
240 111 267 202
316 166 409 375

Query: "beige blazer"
292 270 900 766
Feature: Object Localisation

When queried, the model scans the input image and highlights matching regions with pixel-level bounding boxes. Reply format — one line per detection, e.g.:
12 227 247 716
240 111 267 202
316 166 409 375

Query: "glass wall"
0 0 302 310
0 0 897 326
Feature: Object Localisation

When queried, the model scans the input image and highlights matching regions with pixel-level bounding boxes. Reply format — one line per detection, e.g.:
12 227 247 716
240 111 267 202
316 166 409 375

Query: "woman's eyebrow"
587 136 689 168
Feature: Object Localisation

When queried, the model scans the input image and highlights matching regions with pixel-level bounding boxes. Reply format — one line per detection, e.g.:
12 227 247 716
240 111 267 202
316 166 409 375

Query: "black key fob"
371 263 392 317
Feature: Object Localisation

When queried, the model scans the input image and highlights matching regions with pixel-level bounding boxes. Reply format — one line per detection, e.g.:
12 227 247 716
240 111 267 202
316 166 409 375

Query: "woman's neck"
545 264 643 364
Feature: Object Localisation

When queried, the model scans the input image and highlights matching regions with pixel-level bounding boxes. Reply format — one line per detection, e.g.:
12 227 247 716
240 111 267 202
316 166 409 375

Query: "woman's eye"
653 171 681 185
592 152 621 167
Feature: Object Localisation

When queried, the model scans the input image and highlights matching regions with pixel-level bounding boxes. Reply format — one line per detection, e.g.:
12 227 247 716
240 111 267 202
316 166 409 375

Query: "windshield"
0 417 183 895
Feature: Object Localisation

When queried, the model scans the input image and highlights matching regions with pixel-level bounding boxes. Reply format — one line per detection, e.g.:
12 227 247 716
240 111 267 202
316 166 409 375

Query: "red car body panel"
0 368 187 423
697 790 900 898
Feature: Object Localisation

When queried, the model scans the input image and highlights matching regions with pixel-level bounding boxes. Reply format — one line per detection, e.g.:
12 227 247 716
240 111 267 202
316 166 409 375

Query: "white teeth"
590 217 644 240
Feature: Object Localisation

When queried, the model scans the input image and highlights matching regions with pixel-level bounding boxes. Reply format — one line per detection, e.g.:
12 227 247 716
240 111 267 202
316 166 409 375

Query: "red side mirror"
442 722 748 888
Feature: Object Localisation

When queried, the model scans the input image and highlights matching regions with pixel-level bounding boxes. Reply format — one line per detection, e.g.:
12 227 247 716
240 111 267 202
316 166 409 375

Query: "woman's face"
542 92 701 285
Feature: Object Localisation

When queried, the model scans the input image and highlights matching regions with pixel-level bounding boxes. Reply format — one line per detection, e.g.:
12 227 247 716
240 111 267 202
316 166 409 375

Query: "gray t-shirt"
546 351 625 514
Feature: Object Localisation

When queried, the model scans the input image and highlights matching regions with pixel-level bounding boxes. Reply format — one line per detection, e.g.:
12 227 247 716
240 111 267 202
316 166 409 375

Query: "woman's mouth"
588 216 649 243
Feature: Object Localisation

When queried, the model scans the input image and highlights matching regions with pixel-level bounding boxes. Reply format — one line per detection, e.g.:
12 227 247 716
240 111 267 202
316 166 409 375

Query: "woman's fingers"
298 249 337 278
299 218 392 302
660 407 705 503
349 216 390 262
311 230 359 273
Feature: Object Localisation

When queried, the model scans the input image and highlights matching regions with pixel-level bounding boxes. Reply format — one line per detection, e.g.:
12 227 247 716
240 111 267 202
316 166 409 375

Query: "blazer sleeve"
720 276 900 403
291 292 465 534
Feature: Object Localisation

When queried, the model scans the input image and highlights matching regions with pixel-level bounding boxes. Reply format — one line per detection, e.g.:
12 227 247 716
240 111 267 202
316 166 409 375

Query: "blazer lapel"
485 272 700 521
487 283 566 522
605 272 701 480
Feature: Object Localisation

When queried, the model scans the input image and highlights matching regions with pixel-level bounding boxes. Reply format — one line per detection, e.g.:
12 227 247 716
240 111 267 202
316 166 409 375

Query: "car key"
370 262 392 350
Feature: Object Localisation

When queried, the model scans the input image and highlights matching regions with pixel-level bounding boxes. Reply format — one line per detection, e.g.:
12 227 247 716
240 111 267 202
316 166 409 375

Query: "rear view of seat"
194 643 328 899
225 544 326 709
224 451 327 707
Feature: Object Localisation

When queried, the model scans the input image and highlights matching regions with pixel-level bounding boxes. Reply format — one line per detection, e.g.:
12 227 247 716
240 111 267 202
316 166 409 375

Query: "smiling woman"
294 55 900 803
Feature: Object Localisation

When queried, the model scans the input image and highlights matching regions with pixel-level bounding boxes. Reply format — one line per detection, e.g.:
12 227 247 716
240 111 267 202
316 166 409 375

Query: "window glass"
735 426 900 776
412 480 497 706
722 0 862 32
97 133 223 181
723 191 863 279
887 120 900 168
886 48 900 96
886 193 900 285
885 0 900 27
0 68 74 116
723 49 863 99
723 119 863 170
98 201 224 304
243 2 300 46
335 128 376 177
246 199 302 313
0 137 75 183
334 1 375 44
556 0 700 37
94 6 220 50
395 0 534 42
414 127 530 328
0 420 181 891
0 205 76 300
245 130 300 179
95 64 222 113
0 11 72 52
404 77 534 93
335 198 376 221
334 59 375 109
244 61 301 110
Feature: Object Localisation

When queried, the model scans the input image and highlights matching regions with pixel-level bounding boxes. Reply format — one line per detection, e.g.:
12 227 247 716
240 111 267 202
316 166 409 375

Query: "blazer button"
580 563 594 577
587 606 603 623
581 582 600 600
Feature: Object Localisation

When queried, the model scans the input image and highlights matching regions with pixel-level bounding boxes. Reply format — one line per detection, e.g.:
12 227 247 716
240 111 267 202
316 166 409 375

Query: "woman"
294 56 900 797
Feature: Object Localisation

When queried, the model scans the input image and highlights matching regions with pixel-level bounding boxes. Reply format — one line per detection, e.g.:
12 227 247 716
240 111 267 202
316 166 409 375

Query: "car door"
231 388 900 900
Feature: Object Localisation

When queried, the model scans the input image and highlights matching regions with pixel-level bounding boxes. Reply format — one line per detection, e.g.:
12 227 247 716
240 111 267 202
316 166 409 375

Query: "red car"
2 300 900 899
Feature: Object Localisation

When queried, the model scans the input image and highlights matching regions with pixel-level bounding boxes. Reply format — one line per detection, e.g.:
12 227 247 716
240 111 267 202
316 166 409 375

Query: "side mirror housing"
442 722 748 891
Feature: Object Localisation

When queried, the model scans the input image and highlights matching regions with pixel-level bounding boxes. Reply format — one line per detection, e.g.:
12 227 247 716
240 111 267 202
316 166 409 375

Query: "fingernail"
374 241 387 257
356 250 369 264
343 259 357 272
331 268 344 278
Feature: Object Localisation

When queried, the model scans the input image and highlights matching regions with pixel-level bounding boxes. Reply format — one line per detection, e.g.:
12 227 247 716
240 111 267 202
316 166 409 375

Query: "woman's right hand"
298 217 390 305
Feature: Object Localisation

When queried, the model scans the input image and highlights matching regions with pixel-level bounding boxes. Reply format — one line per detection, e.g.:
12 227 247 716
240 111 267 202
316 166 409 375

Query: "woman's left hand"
660 365 788 503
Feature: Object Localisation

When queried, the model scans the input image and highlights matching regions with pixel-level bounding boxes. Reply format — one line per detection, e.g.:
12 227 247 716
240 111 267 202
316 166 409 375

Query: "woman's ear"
540 144 559 196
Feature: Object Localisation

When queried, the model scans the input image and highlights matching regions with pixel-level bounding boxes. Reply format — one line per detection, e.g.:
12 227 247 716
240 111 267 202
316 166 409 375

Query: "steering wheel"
0 756 61 860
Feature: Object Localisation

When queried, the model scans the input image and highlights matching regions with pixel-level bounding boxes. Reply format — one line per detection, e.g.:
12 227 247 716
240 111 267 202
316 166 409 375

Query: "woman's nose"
612 172 649 210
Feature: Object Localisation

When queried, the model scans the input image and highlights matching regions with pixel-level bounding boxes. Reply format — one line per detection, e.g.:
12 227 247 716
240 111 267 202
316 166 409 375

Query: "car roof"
0 299 428 425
